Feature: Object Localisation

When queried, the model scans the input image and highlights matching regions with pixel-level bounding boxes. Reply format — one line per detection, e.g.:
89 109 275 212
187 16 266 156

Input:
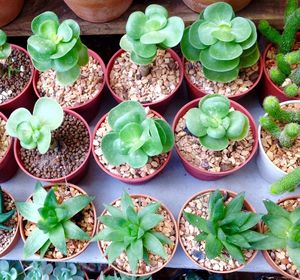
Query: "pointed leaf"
144 232 167 259
49 224 67 255
23 227 49 258
205 233 223 259
63 220 90 240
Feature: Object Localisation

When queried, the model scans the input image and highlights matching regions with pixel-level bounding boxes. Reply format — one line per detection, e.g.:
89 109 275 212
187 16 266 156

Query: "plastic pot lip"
177 188 258 274
0 44 34 108
0 112 13 166
172 98 258 177
105 48 184 107
257 99 300 177
19 183 97 262
183 55 264 100
32 48 106 111
91 109 172 184
97 193 179 277
13 108 92 183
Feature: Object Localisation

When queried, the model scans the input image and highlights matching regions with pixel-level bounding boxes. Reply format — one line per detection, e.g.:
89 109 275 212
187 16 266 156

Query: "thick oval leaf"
6 108 32 137
186 108 207 137
227 111 249 140
142 119 163 156
240 20 257 50
31 11 59 35
145 4 168 18
50 38 77 59
132 41 157 59
181 27 200 61
212 28 235 42
199 94 230 119
200 135 229 151
126 11 147 40
231 17 252 43
239 45 260 68
159 16 184 48
207 125 226 139
31 58 53 72
140 31 166 45
36 126 51 154
131 51 155 65
53 48 79 72
203 2 234 24
120 123 144 152
198 22 218 46
57 21 73 43
120 35 134 53
0 43 11 59
27 35 56 60
126 148 149 168
189 20 207 49
56 64 80 85
16 122 33 145
0 30 7 46
38 19 58 40
154 119 174 152
209 41 243 60
145 14 167 32
203 66 239 83
63 19 80 39
75 39 89 66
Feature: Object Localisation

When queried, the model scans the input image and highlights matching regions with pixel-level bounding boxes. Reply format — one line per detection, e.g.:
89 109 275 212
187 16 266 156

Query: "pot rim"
0 112 13 166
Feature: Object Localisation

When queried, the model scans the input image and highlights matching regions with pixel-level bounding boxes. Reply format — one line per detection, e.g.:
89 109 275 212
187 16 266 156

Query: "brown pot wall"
0 0 24 27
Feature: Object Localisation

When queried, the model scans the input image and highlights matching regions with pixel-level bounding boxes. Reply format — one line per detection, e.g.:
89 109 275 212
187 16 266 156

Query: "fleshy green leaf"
33 182 47 206
189 20 207 49
63 220 90 240
203 66 239 83
181 27 200 61
106 242 126 264
184 211 208 233
186 108 207 137
240 20 257 50
200 135 229 151
231 17 252 43
226 192 245 215
241 230 267 243
24 227 49 258
222 240 245 263
205 233 223 259
263 199 290 219
203 2 234 25
140 213 163 231
126 11 147 40
56 64 80 85
138 202 160 219
49 224 67 255
16 201 40 223
227 111 249 141
6 108 32 137
209 41 243 61
198 22 218 46
154 119 174 153
287 246 300 270
263 215 292 238
227 234 251 248
31 11 59 35
251 234 286 250
143 232 167 259
127 148 149 168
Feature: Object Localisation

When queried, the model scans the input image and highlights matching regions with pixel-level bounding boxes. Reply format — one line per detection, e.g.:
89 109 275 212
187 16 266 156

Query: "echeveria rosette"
6 97 64 154
0 260 23 280
24 261 53 280
27 11 88 85
52 263 85 280
0 30 11 60
101 101 174 169
186 94 249 151
181 2 259 83
120 4 184 65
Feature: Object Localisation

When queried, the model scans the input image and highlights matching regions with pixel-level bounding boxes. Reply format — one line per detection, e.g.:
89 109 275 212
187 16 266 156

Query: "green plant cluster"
181 2 259 83
0 260 23 280
24 261 53 280
0 30 11 60
0 186 16 231
99 272 152 280
51 263 85 280
101 101 174 168
120 4 184 66
185 94 249 151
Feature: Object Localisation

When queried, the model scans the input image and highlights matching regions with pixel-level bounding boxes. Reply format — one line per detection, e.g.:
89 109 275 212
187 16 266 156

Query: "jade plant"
101 101 174 168
260 96 300 148
0 186 15 231
24 262 53 280
181 2 259 82
184 190 265 263
186 94 249 151
27 11 88 85
99 272 152 280
52 263 85 280
16 182 94 258
93 191 172 274
0 260 23 280
251 199 300 270
6 97 64 154
120 4 184 75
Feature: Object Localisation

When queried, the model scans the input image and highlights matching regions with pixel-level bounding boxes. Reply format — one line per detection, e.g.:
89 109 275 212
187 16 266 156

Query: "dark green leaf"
263 200 290 219
143 232 167 259
100 215 128 230
205 234 222 259
208 190 223 217
181 27 200 61
210 198 225 221
195 232 208 241
290 207 300 224
121 191 134 212
239 213 262 231
222 241 245 263
226 192 245 215
227 234 251 248
49 224 67 255
241 230 267 243
23 227 49 258
138 202 160 219
151 231 172 244
63 220 90 240
126 206 139 224
251 234 286 250
263 215 292 238
183 212 208 233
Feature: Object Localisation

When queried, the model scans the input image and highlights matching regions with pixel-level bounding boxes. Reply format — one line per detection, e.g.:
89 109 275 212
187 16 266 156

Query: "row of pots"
1 186 297 279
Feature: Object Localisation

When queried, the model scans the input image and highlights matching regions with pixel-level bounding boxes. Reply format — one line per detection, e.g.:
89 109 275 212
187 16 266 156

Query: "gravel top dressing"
0 119 9 162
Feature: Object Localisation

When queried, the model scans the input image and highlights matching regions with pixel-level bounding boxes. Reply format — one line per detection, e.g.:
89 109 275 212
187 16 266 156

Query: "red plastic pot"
92 110 172 184
0 44 35 117
184 56 263 101
0 112 18 183
105 49 184 113
172 98 258 181
33 49 106 123
14 109 92 183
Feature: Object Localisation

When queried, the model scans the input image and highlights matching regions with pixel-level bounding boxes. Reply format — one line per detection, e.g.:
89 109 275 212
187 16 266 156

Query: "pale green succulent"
0 260 23 280
52 263 85 280
0 30 11 60
24 262 53 280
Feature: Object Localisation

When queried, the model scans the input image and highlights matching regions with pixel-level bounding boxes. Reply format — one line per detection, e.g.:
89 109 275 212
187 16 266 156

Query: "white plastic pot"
257 100 300 183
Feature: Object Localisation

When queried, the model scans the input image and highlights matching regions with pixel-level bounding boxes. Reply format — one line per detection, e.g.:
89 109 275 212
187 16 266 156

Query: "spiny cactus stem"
284 0 298 23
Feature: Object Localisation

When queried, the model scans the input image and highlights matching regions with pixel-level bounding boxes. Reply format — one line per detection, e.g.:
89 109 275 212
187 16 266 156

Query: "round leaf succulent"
24 261 53 280
6 97 64 154
0 260 23 280
101 101 174 168
52 263 85 280
181 2 259 82
27 11 88 85
0 30 11 60
120 4 184 65
185 94 249 151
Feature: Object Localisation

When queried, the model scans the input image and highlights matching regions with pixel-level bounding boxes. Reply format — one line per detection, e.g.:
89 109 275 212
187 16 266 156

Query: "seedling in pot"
99 272 152 280
120 4 184 76
185 94 249 151
0 260 24 280
181 2 259 83
0 186 16 231
16 182 94 258
101 101 174 168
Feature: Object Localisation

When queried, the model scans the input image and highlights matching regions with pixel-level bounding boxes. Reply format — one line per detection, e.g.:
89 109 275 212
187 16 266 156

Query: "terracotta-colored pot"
19 183 97 262
14 109 92 183
97 194 179 277
0 44 35 117
0 112 18 183
33 49 106 123
261 195 300 280
64 0 133 23
172 98 258 181
106 49 184 113
92 110 172 184
0 188 20 257
178 188 259 273
0 0 24 27
182 0 252 12
184 56 263 101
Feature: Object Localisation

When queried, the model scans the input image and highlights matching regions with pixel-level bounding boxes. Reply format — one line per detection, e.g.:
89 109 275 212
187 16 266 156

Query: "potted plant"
257 96 300 183
64 0 133 23
0 260 24 279
92 101 174 184
0 29 34 115
0 0 24 27
181 2 262 101
172 94 258 181
178 189 264 273
106 4 184 112
259 0 300 102
17 182 97 261
251 197 300 280
28 11 106 122
6 97 91 183
93 191 178 277
99 271 152 280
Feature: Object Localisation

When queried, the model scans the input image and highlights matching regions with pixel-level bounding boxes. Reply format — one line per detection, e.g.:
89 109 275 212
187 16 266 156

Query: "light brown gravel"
175 115 254 172
93 109 169 179
0 119 10 162
261 103 300 173
185 61 259 97
109 50 180 103
37 56 104 107
179 193 255 272
99 196 176 275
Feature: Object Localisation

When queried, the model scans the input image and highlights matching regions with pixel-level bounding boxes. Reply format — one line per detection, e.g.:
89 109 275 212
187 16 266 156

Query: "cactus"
284 83 299 97
269 67 286 85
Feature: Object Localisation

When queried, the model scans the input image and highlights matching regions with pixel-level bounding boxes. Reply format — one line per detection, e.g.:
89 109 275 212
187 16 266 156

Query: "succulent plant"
6 97 64 154
99 272 152 280
184 190 265 263
16 182 94 258
0 260 23 280
0 30 11 61
52 263 84 280
93 191 172 274
181 2 259 83
27 11 88 85
101 101 174 168
251 199 300 270
185 94 249 151
24 262 53 280
0 186 15 231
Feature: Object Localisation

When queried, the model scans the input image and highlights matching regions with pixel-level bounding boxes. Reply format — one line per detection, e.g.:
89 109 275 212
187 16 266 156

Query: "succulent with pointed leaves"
0 187 15 231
